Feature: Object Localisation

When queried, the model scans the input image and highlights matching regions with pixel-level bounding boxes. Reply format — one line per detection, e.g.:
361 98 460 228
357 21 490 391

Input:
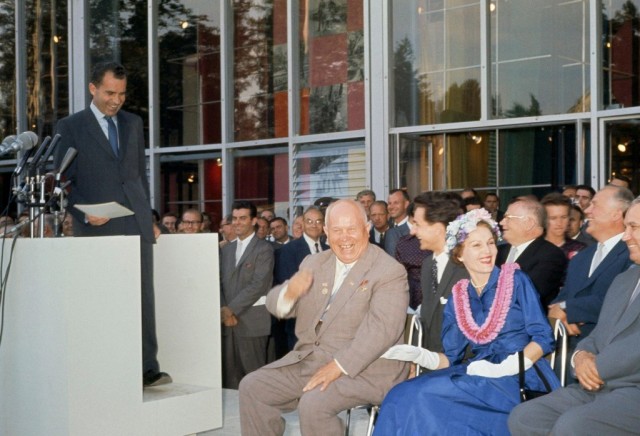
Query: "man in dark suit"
509 198 640 434
411 191 467 352
272 206 328 356
220 200 275 389
54 61 170 387
549 185 633 380
483 192 504 223
239 200 409 435
385 189 411 256
368 200 389 248
497 197 567 307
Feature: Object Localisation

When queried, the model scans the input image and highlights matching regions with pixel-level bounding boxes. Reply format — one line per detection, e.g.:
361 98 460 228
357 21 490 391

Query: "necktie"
589 243 604 277
506 247 518 263
321 264 351 320
431 259 439 293
314 242 320 253
379 232 385 247
235 240 242 266
105 116 119 157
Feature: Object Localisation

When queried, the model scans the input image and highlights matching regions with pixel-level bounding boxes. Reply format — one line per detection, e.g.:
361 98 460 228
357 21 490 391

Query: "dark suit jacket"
554 240 631 339
54 107 154 243
274 237 329 285
497 237 567 307
221 236 275 337
384 223 409 256
420 255 468 352
369 227 387 249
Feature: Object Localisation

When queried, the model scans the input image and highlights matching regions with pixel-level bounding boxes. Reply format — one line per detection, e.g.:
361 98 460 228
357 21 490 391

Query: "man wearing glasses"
497 198 567 308
178 209 203 233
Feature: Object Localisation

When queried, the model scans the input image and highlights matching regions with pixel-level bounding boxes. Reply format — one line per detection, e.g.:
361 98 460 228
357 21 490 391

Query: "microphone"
55 147 77 180
13 146 35 176
0 131 38 156
36 133 62 170
26 135 51 175
0 135 16 150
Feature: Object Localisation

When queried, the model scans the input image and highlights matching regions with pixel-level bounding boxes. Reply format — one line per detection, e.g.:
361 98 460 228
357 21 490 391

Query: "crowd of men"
2 173 638 433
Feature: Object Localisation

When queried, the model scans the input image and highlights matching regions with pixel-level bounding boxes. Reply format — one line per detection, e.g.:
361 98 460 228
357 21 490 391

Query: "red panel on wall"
273 153 290 203
273 0 288 45
274 91 289 138
348 81 365 130
309 33 348 87
347 0 363 32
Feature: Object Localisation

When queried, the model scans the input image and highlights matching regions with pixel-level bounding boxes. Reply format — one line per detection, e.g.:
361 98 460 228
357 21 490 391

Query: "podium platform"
0 235 222 436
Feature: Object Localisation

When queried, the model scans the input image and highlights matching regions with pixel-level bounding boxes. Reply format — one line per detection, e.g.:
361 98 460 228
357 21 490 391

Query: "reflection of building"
4 1 640 226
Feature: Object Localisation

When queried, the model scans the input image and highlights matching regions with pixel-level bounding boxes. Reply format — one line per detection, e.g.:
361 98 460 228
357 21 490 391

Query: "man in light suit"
239 200 409 436
549 185 633 381
54 61 170 387
411 191 467 352
497 197 567 308
508 198 640 435
220 200 274 389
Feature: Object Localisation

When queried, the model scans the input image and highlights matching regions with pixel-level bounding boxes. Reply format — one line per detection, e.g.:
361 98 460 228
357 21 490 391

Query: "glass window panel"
233 145 289 217
233 0 288 141
0 3 16 142
292 140 365 208
26 0 69 139
89 0 149 144
299 0 364 134
603 1 640 109
391 1 480 127
605 119 640 194
159 152 224 230
446 132 492 190
492 0 589 117
158 1 221 147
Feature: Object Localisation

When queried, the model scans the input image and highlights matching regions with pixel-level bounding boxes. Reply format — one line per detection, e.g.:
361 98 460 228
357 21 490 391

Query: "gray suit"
420 255 469 352
239 244 410 436
508 265 640 435
54 107 159 373
220 235 274 389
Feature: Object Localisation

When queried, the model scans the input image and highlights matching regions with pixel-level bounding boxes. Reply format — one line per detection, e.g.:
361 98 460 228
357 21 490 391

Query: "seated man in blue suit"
509 196 640 435
549 185 634 381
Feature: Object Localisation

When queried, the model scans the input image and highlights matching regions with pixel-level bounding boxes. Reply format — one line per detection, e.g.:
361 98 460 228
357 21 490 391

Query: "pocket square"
440 297 448 305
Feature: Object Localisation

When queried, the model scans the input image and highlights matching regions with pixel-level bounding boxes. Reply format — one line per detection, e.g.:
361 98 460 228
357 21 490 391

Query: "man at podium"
54 61 171 388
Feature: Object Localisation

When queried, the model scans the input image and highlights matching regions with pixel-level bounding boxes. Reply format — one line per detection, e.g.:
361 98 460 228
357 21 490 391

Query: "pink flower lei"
452 263 519 344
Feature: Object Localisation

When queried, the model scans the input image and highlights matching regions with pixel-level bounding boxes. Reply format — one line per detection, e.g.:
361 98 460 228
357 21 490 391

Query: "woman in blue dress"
374 208 560 435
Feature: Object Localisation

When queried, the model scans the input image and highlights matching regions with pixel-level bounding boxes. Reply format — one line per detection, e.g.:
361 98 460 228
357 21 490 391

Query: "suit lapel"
607 268 640 341
116 112 130 160
584 241 626 287
235 236 258 271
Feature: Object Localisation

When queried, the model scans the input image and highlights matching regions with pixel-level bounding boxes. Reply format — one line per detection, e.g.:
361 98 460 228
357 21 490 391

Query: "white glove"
381 344 440 370
466 352 531 378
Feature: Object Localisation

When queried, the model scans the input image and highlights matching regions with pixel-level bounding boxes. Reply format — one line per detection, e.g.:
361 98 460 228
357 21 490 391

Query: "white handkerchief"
440 297 448 305
252 296 267 306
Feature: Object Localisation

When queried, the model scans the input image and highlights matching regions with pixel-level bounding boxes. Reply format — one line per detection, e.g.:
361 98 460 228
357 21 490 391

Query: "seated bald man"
239 199 409 436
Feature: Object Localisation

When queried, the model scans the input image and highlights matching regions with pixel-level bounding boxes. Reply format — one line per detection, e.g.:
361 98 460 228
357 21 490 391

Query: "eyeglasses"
182 220 202 226
503 214 526 221
305 219 324 225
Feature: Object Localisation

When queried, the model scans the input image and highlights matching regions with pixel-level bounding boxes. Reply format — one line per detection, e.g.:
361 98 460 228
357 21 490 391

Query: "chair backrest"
407 313 424 376
549 318 568 387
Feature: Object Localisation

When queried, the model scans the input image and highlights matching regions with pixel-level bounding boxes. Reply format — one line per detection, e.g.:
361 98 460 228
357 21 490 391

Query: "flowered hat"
444 208 502 253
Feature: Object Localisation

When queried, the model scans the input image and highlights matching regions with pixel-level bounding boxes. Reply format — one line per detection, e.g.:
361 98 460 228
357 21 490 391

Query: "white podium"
0 235 222 436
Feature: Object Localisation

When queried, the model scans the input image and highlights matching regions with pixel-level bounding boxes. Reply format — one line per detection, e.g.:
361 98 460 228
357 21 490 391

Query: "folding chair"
345 313 423 436
549 317 568 387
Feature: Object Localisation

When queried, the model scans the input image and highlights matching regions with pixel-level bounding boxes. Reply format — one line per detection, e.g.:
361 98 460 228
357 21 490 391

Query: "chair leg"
344 408 352 436
366 406 379 436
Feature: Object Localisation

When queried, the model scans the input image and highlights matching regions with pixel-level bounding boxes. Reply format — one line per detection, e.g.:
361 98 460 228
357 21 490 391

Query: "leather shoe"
143 370 172 387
